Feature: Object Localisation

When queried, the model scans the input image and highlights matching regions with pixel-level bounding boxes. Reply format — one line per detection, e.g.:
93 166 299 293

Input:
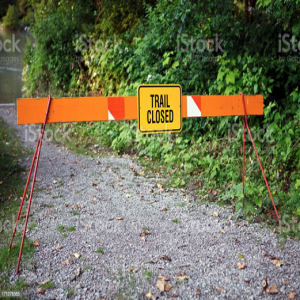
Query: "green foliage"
96 247 104 254
2 4 19 29
23 0 300 228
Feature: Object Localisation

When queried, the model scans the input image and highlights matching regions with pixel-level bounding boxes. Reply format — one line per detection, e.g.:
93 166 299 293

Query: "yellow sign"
138 84 182 134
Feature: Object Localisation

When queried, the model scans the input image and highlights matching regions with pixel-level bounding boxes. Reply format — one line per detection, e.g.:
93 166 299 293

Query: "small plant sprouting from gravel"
62 233 67 238
176 202 185 207
28 223 37 230
58 225 76 234
67 288 74 297
144 270 152 282
84 265 92 270
57 225 65 233
66 226 76 232
173 219 180 224
72 210 79 216
97 247 104 254
142 226 149 231
41 280 55 290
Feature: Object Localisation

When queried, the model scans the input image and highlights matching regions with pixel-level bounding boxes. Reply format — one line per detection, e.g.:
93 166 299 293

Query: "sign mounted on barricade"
138 84 182 134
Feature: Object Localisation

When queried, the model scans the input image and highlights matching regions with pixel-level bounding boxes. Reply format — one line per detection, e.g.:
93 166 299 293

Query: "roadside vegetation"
19 0 300 236
0 118 35 292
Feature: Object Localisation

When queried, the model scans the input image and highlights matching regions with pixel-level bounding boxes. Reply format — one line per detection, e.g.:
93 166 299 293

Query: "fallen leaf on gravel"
145 291 154 299
287 292 296 299
102 168 107 172
263 277 268 291
196 289 201 296
147 260 157 264
115 217 123 220
158 266 165 270
36 178 42 182
72 253 81 258
140 171 145 177
211 212 218 217
77 268 82 276
37 289 45 294
271 259 283 267
56 244 62 250
266 284 279 294
158 275 170 281
61 259 73 265
265 253 280 260
283 280 289 285
156 280 165 292
273 228 276 233
30 239 39 248
220 228 226 234
126 194 131 198
216 286 225 292
37 280 49 286
91 182 97 186
165 284 172 292
147 189 153 194
53 180 59 184
140 230 150 242
238 253 244 258
160 255 172 261
129 267 138 273
237 262 247 269
21 214 26 218
176 270 188 281
167 294 178 298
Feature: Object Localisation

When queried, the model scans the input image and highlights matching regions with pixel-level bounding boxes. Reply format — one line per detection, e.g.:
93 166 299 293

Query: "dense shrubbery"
2 5 19 29
23 0 300 226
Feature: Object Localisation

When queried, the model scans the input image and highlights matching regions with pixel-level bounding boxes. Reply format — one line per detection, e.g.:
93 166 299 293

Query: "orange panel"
17 97 108 125
201 95 263 117
125 96 138 120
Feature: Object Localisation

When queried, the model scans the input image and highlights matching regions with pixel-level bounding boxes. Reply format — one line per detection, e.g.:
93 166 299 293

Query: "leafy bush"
2 5 19 30
23 0 300 223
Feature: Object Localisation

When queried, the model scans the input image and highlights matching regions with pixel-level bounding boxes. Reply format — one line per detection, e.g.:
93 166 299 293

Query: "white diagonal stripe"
108 110 115 120
187 96 201 117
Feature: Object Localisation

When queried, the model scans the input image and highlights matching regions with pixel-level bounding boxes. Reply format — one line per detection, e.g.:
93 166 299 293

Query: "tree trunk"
244 0 249 22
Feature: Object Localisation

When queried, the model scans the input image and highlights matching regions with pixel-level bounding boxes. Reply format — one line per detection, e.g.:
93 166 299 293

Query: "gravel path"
1 106 299 300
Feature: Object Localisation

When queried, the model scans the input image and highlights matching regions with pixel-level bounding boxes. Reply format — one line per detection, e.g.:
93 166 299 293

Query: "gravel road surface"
1 106 299 300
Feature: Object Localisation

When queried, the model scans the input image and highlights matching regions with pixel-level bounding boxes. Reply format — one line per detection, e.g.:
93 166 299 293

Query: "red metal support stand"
240 92 281 224
9 95 52 275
